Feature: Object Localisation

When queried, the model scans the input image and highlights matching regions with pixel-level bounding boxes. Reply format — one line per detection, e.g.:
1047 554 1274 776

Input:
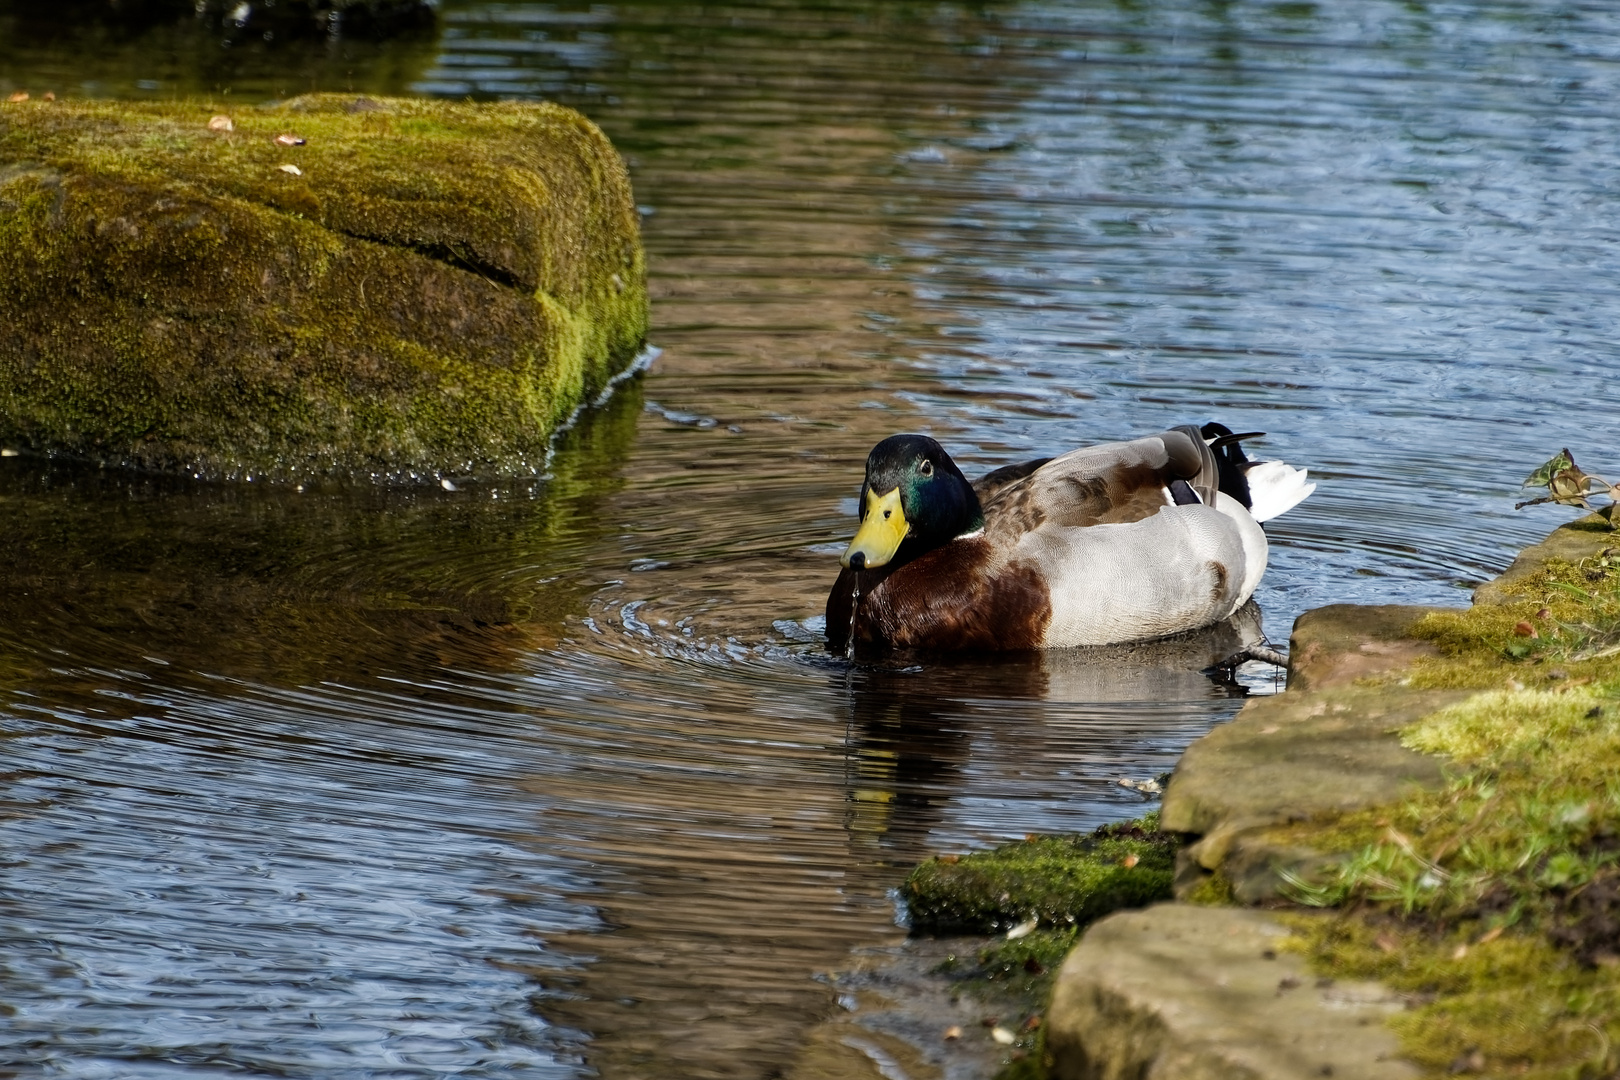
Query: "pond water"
1 1 1617 1076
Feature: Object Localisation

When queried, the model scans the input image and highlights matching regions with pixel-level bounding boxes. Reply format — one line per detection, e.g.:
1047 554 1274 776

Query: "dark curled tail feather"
1199 421 1264 510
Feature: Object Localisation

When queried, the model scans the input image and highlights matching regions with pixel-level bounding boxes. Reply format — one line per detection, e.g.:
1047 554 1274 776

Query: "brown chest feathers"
824 537 1053 655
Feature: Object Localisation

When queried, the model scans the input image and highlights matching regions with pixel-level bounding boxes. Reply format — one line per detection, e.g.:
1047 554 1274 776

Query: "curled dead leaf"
1477 925 1504 945
278 163 303 176
1549 464 1591 503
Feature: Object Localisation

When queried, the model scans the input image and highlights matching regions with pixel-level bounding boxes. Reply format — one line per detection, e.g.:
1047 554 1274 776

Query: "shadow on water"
0 0 439 100
0 375 644 702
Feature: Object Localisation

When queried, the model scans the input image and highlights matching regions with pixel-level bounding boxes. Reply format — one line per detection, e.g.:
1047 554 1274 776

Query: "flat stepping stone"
1047 903 1418 1080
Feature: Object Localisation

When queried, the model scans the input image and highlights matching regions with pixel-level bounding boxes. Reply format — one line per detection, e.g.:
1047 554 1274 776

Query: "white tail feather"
1245 460 1315 523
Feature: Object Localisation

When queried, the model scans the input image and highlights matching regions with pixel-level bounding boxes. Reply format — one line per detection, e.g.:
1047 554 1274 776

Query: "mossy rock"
902 816 1180 935
1472 512 1617 606
0 93 647 482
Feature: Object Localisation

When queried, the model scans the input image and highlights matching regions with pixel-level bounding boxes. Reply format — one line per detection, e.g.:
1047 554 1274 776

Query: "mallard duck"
824 422 1314 654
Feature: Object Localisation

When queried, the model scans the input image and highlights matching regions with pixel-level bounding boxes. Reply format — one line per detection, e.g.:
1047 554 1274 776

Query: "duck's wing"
971 457 1051 502
979 428 1215 540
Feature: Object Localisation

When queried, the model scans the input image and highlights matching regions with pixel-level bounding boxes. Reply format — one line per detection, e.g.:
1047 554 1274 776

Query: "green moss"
1180 867 1237 906
0 94 648 481
1281 914 1620 1077
903 813 1179 935
1399 548 1620 690
1260 542 1620 1076
1406 687 1613 761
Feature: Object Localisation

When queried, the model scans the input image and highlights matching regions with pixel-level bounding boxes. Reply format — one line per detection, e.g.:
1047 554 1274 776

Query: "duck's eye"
919 459 934 477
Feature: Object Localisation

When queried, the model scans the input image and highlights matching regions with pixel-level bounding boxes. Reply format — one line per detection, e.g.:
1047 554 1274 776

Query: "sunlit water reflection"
0 1 1617 1076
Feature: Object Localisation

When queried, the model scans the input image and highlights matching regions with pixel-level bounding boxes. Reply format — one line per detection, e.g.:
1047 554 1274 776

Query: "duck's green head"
841 434 983 570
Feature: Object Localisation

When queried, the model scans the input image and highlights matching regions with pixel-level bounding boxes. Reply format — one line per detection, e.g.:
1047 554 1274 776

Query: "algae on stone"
903 814 1178 935
1251 523 1620 1079
1284 911 1620 1077
0 93 647 481
1473 514 1618 606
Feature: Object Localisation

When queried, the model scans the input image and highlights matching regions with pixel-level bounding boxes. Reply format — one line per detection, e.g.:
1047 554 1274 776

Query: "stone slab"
1473 514 1617 605
1161 679 1462 901
1283 603 1442 693
1046 903 1418 1080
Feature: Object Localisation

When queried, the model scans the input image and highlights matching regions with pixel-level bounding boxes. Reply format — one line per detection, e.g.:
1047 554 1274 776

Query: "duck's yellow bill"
841 487 909 569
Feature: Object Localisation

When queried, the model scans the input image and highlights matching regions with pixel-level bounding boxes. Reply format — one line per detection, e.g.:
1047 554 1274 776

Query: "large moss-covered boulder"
0 93 647 481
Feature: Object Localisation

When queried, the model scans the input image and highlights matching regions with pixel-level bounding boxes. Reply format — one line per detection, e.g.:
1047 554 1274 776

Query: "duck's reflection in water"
526 610 1265 1080
841 603 1266 855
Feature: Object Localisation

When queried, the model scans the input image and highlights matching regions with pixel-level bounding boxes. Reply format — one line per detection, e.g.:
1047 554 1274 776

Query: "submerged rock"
0 93 647 482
